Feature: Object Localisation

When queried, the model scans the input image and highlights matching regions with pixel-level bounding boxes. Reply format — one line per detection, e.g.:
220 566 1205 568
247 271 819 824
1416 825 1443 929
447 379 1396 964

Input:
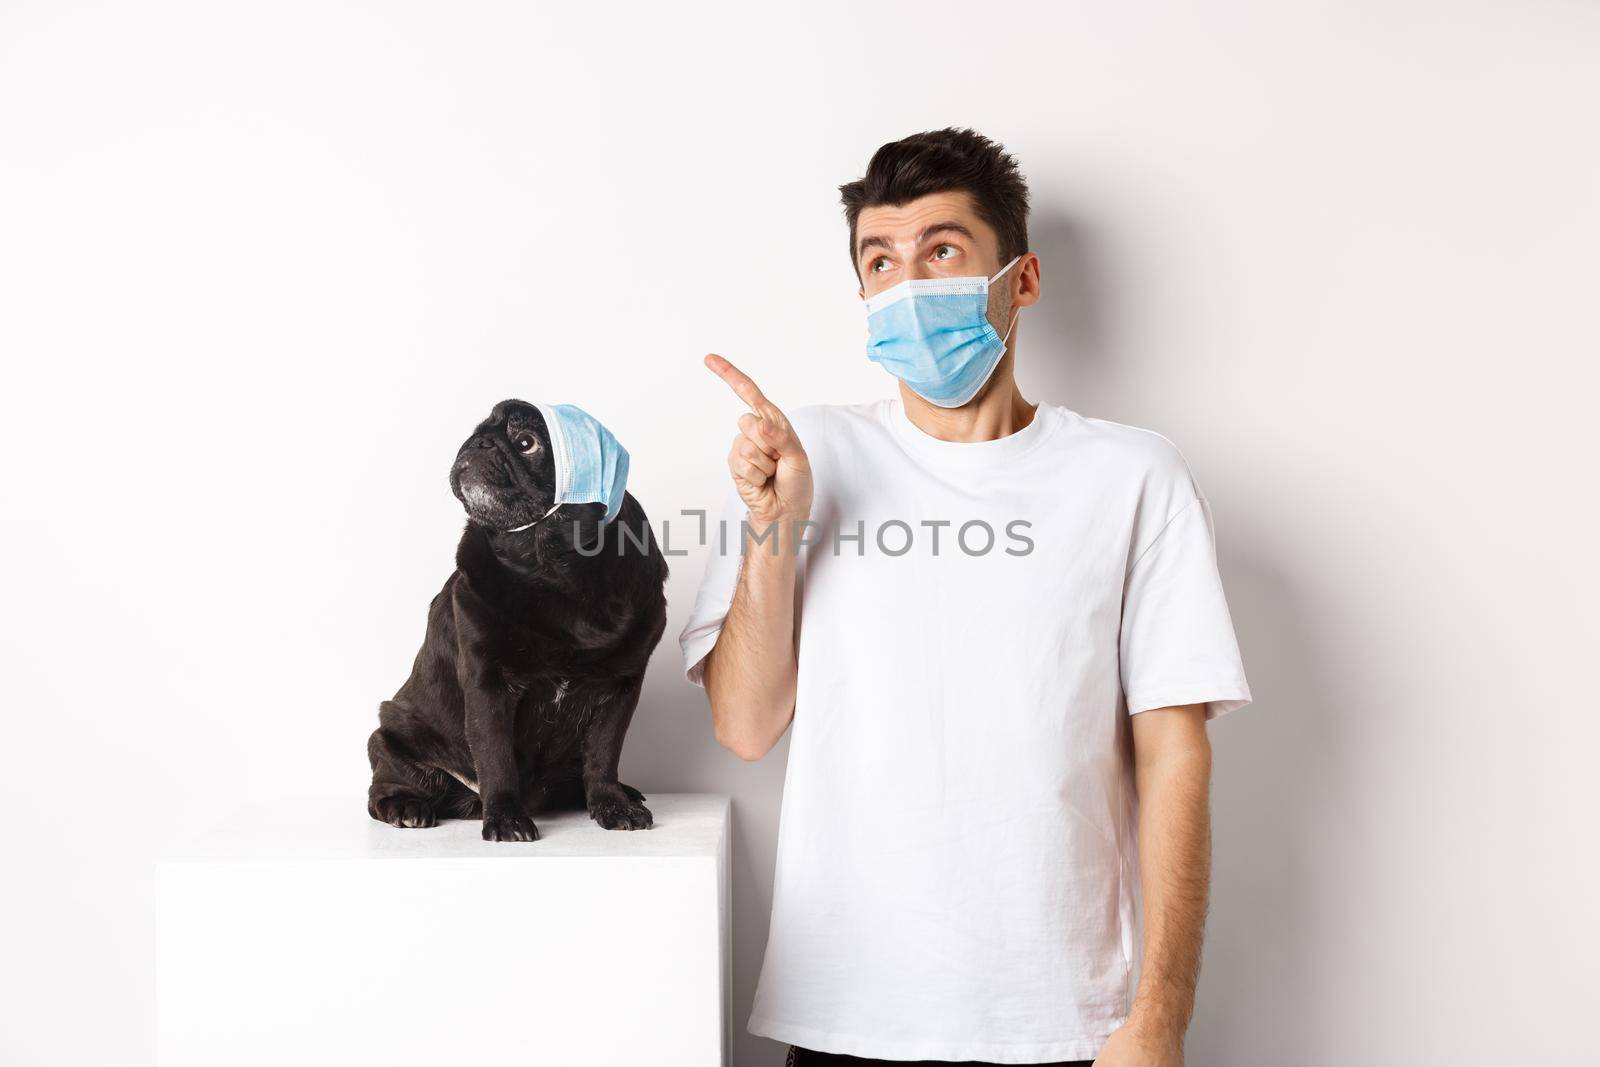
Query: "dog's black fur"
366 400 667 841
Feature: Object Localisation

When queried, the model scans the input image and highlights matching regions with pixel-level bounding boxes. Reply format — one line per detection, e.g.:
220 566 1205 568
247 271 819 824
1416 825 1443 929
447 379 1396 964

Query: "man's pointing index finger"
704 353 781 421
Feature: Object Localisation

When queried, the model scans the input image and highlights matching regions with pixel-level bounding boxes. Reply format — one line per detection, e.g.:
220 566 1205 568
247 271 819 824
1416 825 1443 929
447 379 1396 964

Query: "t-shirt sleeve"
677 478 751 688
1119 493 1253 720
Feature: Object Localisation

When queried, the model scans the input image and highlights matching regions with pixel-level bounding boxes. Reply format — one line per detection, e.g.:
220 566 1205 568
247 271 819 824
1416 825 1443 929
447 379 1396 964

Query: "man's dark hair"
838 127 1031 280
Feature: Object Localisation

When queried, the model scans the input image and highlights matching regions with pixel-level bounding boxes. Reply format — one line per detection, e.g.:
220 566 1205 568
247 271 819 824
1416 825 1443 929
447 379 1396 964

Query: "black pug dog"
366 400 667 841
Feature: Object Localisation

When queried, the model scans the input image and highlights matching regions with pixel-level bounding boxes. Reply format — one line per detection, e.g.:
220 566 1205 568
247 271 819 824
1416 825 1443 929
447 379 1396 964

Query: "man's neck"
898 360 1037 443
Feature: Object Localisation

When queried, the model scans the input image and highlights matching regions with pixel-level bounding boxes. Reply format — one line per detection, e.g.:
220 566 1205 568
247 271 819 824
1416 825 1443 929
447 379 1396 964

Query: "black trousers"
787 1044 1094 1066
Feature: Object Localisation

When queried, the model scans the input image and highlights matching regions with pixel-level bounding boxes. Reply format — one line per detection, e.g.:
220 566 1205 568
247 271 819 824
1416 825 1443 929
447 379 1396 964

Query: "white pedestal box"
156 792 731 1067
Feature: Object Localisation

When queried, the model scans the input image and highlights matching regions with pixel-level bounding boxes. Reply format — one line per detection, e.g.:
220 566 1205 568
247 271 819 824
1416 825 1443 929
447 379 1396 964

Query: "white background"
3 2 1597 1064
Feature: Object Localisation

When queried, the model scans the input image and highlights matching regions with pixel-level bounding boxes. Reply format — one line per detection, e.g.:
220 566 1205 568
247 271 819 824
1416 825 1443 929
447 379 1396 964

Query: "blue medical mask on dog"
863 254 1022 408
508 403 630 531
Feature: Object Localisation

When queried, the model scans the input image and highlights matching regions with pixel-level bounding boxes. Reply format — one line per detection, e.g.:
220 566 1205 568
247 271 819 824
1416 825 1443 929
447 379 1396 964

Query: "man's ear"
554 501 608 554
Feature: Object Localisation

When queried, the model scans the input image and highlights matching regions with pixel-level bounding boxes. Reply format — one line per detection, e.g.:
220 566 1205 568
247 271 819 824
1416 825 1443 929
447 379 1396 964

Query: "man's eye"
515 435 538 454
870 258 890 273
933 244 957 260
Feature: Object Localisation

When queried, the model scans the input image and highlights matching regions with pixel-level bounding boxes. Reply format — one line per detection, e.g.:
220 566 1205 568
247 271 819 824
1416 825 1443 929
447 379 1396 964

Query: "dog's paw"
588 793 654 831
481 808 541 842
372 796 438 829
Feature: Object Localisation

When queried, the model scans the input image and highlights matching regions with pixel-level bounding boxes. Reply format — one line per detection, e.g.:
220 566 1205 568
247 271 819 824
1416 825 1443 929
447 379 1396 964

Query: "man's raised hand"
704 353 814 528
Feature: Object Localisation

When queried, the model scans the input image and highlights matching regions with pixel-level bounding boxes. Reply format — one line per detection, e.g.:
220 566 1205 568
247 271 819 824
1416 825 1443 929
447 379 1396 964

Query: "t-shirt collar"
883 396 1059 467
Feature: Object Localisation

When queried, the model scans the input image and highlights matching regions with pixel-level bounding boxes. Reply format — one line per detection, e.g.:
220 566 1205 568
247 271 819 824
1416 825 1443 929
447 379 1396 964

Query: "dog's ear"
554 501 609 554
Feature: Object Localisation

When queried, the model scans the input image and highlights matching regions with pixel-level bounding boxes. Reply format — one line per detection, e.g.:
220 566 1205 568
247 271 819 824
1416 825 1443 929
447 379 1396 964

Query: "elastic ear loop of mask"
994 254 1022 347
506 501 560 534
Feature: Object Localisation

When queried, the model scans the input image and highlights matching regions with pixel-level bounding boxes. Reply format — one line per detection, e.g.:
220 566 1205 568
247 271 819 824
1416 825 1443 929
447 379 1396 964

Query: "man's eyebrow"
856 221 978 262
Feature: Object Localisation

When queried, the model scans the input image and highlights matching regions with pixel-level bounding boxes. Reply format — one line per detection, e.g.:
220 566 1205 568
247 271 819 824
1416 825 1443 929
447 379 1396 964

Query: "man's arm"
1097 702 1212 1066
699 353 813 762
702 526 800 760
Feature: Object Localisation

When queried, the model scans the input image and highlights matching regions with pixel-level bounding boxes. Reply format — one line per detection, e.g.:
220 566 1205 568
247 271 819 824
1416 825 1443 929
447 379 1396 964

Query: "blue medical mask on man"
508 403 630 531
862 254 1022 408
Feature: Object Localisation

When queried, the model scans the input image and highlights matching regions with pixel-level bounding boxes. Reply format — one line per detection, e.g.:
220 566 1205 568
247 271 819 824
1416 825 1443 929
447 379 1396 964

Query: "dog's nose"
473 435 495 449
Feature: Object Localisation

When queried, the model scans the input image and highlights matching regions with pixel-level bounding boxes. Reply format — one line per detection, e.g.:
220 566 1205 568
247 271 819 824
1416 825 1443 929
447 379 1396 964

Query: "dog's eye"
515 434 539 454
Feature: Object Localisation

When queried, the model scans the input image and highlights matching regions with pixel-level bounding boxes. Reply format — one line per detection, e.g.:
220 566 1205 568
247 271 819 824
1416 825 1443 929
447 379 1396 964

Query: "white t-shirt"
678 397 1252 1064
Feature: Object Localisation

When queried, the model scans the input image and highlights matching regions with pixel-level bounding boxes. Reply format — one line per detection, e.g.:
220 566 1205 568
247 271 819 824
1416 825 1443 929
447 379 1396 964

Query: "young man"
679 128 1252 1067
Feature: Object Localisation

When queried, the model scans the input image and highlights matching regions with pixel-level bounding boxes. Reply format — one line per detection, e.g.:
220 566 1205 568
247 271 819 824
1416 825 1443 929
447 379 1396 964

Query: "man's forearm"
1128 710 1213 1041
704 520 801 760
